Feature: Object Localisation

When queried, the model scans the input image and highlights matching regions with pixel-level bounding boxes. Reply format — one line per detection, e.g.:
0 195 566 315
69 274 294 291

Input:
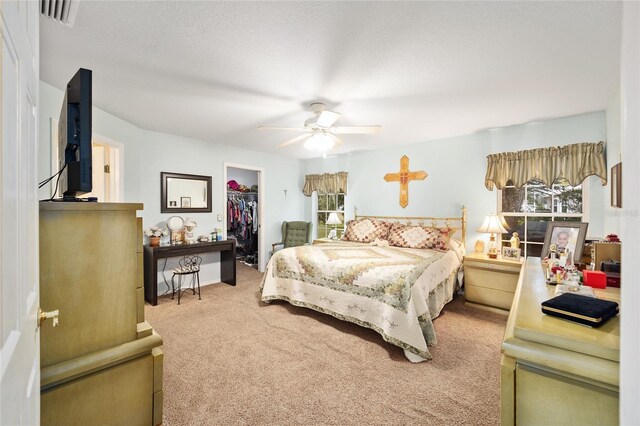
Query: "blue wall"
304 111 610 249
38 81 306 279
39 76 614 269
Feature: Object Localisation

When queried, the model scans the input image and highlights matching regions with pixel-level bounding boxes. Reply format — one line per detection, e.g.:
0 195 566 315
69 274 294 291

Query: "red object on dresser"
583 270 607 289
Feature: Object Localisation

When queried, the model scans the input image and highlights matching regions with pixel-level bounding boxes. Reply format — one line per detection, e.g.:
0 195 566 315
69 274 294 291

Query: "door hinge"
104 164 111 174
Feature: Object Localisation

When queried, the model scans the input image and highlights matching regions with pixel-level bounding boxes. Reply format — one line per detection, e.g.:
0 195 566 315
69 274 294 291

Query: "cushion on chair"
173 265 200 274
282 221 312 248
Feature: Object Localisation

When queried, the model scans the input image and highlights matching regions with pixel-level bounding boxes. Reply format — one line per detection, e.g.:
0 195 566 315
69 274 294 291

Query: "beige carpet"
145 263 507 425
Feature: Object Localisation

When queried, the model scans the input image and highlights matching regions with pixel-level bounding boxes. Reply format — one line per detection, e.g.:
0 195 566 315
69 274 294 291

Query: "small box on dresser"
464 252 524 311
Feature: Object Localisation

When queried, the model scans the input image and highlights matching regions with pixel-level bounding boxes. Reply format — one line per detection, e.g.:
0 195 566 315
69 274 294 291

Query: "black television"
58 68 92 200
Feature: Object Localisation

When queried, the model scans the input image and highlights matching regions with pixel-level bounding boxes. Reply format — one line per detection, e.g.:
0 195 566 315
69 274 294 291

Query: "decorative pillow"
341 218 390 243
387 223 453 251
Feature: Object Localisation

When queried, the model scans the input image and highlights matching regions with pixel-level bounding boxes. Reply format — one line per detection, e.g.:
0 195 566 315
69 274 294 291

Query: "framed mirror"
161 172 212 213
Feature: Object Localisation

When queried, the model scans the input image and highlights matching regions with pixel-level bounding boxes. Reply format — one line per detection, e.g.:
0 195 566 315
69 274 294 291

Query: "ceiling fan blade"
258 126 307 131
330 133 343 147
316 110 341 128
333 125 382 134
277 133 312 148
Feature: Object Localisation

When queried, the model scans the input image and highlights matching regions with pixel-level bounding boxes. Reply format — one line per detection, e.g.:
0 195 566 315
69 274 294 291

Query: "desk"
144 240 236 305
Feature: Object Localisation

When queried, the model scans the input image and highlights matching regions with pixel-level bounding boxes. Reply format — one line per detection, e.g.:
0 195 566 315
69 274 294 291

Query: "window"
499 179 586 257
316 193 345 238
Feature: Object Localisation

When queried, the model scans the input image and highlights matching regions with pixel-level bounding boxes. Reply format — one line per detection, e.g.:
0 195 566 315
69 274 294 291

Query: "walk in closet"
226 167 259 268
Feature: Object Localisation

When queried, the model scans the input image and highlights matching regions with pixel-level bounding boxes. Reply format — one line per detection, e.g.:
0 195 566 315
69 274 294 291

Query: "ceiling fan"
259 102 381 151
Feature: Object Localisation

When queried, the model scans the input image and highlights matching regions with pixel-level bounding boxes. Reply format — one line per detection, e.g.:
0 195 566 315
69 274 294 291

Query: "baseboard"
464 300 510 316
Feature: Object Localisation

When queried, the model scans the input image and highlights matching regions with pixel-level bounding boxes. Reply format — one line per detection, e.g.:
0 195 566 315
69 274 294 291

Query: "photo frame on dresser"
502 246 521 260
541 221 588 262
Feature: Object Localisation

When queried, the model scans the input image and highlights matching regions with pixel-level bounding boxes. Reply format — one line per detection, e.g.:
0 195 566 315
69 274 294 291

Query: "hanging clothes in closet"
227 190 258 266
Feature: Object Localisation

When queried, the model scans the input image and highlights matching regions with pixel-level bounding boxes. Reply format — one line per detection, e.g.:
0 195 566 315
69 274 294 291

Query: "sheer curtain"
303 172 348 196
484 142 607 190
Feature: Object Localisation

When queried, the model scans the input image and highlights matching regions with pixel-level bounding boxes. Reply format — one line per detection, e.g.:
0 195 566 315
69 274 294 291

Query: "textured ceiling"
40 1 621 159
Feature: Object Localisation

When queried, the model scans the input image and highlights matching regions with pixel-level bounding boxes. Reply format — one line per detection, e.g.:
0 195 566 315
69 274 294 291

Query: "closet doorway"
224 163 265 272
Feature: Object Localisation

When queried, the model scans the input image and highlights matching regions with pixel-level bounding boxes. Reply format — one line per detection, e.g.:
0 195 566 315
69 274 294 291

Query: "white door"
83 143 109 202
1 0 40 424
50 130 121 202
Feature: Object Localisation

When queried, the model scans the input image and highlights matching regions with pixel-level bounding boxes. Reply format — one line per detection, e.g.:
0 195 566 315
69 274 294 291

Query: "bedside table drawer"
465 258 521 274
465 267 519 292
465 285 515 310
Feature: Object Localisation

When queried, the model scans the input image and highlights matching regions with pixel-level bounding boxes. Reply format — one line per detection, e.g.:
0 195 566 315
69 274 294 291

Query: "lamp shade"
498 214 510 231
477 214 508 234
326 212 342 225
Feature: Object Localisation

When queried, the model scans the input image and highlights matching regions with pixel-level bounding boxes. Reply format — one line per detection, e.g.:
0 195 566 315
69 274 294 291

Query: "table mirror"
161 172 212 213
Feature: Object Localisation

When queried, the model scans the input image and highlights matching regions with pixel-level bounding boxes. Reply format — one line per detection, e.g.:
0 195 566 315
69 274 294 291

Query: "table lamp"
326 212 342 239
477 213 508 258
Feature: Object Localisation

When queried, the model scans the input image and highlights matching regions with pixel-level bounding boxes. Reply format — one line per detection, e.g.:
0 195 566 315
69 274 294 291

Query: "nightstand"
464 252 524 311
312 238 335 244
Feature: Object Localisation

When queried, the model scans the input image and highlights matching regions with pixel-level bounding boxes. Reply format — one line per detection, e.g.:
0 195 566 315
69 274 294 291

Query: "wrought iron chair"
171 254 202 304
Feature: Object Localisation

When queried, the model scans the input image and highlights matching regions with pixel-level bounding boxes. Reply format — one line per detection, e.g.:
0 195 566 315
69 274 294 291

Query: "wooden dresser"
501 257 620 425
39 202 163 425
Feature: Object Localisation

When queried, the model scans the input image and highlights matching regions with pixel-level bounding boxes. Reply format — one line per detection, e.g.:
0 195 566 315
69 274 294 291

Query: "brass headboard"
353 206 467 248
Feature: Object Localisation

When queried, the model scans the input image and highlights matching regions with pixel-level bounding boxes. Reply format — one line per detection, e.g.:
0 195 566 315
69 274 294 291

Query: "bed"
260 208 467 362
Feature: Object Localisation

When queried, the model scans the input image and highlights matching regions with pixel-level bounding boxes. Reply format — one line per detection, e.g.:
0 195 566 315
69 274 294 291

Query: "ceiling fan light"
304 133 335 152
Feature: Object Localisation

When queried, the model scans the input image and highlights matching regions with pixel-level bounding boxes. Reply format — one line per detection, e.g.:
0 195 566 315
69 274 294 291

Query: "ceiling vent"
40 0 79 27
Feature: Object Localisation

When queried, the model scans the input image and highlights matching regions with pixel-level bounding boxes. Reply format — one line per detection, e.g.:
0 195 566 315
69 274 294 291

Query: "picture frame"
541 221 589 262
611 162 622 208
501 246 521 260
180 197 192 208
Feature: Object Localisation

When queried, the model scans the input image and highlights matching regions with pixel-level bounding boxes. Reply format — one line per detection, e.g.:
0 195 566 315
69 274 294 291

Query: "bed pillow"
387 223 453 251
448 237 466 262
341 218 390 243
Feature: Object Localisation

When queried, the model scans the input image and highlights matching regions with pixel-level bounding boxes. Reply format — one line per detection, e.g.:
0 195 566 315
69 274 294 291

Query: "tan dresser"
501 257 620 425
39 202 163 425
464 252 524 311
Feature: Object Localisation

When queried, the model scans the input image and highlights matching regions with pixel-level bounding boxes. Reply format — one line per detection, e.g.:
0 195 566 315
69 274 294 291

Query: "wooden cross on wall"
384 155 428 208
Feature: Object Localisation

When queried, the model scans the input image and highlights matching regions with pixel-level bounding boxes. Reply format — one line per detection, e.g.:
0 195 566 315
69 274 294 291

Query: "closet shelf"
227 190 258 195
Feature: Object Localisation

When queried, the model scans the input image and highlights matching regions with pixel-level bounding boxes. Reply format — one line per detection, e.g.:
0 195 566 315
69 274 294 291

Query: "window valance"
303 172 348 196
484 142 607 190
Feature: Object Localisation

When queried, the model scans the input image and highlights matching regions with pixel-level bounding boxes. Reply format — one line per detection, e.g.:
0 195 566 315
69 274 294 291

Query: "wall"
605 89 622 235
619 2 640 422
227 167 258 188
487 111 607 238
38 81 305 287
304 112 609 248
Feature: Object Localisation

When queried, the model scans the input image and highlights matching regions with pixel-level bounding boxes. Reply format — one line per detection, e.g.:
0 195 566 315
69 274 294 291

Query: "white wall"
605 89 622 235
487 111 607 238
38 81 305 287
619 2 640 423
304 112 609 248
227 167 258 188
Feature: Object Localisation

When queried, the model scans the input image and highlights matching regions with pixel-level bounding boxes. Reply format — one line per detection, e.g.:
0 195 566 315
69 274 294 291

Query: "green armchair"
272 221 312 253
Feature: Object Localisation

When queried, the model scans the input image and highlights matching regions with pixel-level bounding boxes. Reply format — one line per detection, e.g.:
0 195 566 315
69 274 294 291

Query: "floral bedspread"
260 241 461 361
